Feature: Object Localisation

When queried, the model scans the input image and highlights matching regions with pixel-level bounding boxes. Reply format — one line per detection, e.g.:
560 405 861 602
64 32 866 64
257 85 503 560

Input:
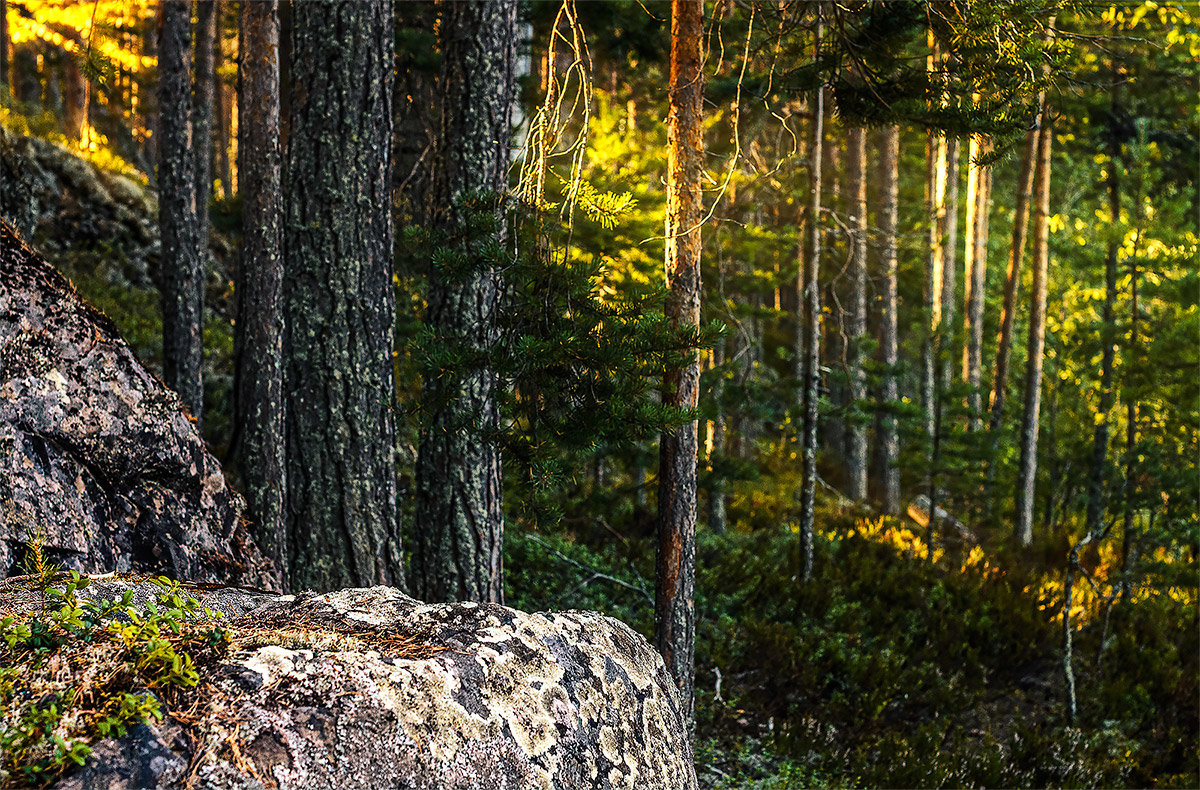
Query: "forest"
0 0 1196 787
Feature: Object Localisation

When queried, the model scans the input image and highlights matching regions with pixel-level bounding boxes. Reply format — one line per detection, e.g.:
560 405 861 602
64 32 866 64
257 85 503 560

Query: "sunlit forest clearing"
0 0 1196 787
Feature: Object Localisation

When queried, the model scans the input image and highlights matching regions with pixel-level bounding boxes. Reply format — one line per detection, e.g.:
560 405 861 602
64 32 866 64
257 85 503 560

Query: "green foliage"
0 561 227 788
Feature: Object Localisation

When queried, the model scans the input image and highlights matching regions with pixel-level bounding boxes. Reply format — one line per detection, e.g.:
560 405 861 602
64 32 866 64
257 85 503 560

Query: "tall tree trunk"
963 133 992 430
63 46 87 142
0 0 8 100
158 0 204 420
413 0 516 605
798 8 824 583
1120 255 1139 592
921 116 947 546
1015 111 1053 547
876 125 901 515
213 0 233 199
284 0 400 592
1083 79 1121 541
940 136 960 392
656 0 703 731
846 125 868 502
193 0 217 257
235 0 285 588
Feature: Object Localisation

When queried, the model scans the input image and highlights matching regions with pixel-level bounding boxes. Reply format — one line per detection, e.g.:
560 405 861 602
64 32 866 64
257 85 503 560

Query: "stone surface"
0 219 276 588
7 580 697 790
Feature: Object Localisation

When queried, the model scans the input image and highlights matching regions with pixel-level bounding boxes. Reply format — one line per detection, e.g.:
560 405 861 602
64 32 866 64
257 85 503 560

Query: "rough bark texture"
236 0 285 588
284 0 401 592
3 580 697 790
157 0 204 421
413 0 516 605
655 0 703 731
1015 115 1053 547
846 125 868 502
963 134 992 430
798 12 824 583
876 125 901 515
0 220 275 588
193 0 217 257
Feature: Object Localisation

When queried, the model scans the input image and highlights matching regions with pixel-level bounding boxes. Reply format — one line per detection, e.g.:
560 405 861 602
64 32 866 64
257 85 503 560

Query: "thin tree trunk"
1015 111 1053 547
235 0 285 589
63 46 87 141
708 336 727 533
413 0 517 605
1084 79 1121 541
158 0 204 420
963 133 992 430
284 0 401 592
213 0 233 199
1121 182 1142 594
940 136 960 392
876 125 901 515
656 0 703 731
846 125 867 502
798 8 824 583
193 0 217 257
0 0 8 99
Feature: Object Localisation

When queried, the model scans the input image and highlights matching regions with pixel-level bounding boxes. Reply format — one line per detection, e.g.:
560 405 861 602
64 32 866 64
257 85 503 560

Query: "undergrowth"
0 540 227 788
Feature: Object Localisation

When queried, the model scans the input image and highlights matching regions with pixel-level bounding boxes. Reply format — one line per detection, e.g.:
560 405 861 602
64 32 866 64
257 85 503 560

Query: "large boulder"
0 219 275 588
0 577 697 790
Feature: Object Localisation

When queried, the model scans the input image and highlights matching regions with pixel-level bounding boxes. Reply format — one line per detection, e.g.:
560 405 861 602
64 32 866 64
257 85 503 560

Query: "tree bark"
798 8 824 583
656 0 703 731
876 125 901 515
963 133 992 430
921 119 947 546
235 0 285 588
158 0 204 420
0 0 8 99
193 0 217 255
940 136 960 393
846 125 868 502
413 0 517 605
284 0 401 592
1015 111 1053 547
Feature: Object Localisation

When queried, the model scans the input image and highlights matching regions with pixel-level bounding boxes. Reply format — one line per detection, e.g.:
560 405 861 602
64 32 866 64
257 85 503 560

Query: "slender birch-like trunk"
846 125 868 502
876 125 901 515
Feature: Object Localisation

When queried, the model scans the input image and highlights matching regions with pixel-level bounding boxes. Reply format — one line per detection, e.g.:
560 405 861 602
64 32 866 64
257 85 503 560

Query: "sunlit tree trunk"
235 0 285 588
284 0 401 592
158 0 204 420
1015 112 1053 547
656 0 703 731
940 136 959 393
0 0 7 99
798 8 824 583
876 125 901 515
413 0 516 604
963 132 992 431
213 0 233 199
846 125 868 502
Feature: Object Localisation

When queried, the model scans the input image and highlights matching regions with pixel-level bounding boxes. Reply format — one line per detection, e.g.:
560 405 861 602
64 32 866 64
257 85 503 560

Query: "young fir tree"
413 0 517 605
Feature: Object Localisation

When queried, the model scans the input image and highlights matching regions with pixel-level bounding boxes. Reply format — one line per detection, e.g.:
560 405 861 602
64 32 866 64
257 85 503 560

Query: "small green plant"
0 547 227 788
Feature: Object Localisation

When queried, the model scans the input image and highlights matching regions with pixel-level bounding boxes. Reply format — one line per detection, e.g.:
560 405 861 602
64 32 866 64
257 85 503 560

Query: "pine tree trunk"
876 125 901 515
708 337 727 533
1015 112 1053 547
963 133 992 430
413 0 516 605
921 120 946 545
213 1 233 200
940 136 960 392
235 0 285 588
193 0 217 257
284 0 401 592
158 0 204 420
1084 79 1121 541
798 9 824 583
656 0 703 731
0 0 7 99
846 125 868 502
63 46 87 141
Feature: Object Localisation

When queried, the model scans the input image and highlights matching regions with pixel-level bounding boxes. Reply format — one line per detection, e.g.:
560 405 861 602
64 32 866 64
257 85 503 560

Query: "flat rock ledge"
3 578 696 790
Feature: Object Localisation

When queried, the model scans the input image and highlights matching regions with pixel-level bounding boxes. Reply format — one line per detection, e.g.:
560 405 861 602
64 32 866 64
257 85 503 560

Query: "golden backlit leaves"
7 0 158 73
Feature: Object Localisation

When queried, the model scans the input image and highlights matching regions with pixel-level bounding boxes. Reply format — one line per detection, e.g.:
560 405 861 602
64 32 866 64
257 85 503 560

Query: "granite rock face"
19 580 697 790
0 219 275 588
